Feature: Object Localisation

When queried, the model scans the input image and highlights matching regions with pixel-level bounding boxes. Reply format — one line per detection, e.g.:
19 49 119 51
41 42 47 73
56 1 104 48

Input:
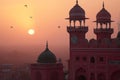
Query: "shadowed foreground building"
30 0 120 80
30 42 64 80
66 0 120 80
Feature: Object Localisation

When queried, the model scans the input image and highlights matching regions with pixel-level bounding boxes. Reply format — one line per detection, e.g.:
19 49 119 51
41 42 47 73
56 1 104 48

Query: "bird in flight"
24 4 28 8
30 16 32 19
10 26 13 29
58 26 61 28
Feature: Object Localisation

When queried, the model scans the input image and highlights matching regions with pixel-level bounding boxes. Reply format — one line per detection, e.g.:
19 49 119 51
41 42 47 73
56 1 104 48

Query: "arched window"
76 57 80 61
75 20 80 27
75 68 86 80
83 57 87 61
99 57 104 62
90 57 95 63
76 75 86 80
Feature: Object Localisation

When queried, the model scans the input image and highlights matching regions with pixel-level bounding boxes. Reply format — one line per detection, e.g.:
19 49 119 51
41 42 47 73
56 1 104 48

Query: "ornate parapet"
94 28 113 34
67 26 88 33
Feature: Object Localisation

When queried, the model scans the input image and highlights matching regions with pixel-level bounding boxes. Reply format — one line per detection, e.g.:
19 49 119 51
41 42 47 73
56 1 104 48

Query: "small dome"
69 1 85 20
37 42 56 63
96 3 111 22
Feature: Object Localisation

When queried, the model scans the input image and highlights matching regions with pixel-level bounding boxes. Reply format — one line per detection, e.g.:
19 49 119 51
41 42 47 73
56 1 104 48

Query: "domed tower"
68 0 87 26
66 1 89 80
66 0 89 48
94 2 114 41
30 42 64 80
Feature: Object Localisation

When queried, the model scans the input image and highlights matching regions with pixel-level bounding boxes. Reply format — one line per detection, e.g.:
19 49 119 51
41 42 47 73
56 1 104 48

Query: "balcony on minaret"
66 0 89 35
67 26 88 33
94 28 113 34
94 28 113 40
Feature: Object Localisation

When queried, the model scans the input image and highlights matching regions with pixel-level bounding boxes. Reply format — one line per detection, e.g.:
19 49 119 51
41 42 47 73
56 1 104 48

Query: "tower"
30 42 64 80
66 0 89 80
94 2 114 41
66 0 89 48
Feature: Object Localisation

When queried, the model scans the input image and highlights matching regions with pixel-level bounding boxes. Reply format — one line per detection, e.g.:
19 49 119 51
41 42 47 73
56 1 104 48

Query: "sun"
28 29 35 35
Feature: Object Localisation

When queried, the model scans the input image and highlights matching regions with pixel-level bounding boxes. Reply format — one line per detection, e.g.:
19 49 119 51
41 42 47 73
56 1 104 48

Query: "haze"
0 0 120 66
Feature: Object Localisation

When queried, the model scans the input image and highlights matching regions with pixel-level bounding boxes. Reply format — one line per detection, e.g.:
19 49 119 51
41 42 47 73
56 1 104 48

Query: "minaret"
66 1 89 80
66 0 89 48
94 2 114 41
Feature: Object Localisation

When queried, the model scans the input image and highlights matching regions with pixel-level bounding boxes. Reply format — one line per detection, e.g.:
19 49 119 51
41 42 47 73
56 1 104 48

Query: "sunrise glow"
28 29 35 35
0 0 120 59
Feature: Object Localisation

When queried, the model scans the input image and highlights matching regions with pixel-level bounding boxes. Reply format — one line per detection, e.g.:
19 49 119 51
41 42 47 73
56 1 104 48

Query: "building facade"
66 0 120 80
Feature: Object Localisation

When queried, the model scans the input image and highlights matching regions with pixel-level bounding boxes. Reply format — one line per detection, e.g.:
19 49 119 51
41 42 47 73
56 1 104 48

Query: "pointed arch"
75 68 86 80
90 57 95 63
76 75 86 80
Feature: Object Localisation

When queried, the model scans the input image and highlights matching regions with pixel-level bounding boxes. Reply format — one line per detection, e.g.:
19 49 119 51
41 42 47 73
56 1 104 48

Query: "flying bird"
58 26 60 28
30 16 32 19
24 4 28 8
10 26 13 28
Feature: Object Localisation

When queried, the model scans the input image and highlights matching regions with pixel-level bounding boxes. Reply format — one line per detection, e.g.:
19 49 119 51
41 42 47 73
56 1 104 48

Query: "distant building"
0 64 14 80
66 0 120 80
14 64 31 80
0 64 30 80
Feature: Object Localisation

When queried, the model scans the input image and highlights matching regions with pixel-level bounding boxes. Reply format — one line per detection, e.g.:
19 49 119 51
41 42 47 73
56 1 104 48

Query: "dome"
96 3 111 22
37 43 57 63
69 0 85 20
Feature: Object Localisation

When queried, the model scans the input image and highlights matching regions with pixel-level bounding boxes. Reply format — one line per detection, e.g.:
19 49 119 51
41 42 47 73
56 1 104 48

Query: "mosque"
30 0 120 80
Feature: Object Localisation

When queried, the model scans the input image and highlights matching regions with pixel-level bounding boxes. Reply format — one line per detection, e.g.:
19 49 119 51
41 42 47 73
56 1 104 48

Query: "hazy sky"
0 0 120 45
0 0 120 53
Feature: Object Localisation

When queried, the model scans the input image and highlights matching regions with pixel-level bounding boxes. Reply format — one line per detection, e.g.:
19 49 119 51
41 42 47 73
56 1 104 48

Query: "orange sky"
0 0 120 65
0 0 120 49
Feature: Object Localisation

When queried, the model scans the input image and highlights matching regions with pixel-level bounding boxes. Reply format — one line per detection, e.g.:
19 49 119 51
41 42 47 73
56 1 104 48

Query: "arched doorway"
77 75 86 80
75 68 86 80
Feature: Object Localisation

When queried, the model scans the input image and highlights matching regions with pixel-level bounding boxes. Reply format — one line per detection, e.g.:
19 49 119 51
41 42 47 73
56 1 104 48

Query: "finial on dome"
46 41 48 49
76 0 78 4
103 1 104 8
